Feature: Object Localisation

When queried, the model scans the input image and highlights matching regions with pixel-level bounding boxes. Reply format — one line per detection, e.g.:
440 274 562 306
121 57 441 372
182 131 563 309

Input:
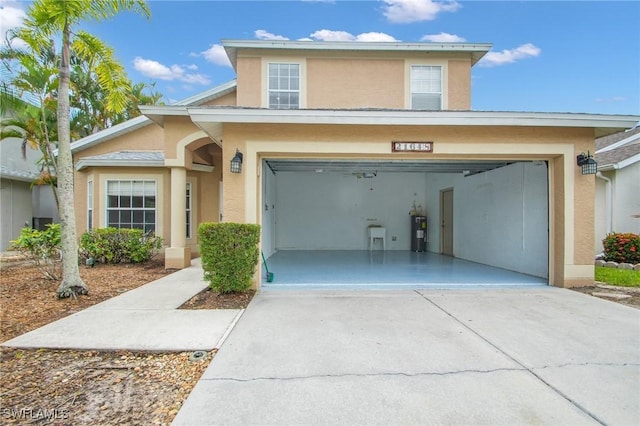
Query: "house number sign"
392 141 433 152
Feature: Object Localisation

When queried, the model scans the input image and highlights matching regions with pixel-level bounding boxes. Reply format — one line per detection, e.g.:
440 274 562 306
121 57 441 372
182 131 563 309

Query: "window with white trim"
186 182 192 239
268 63 299 109
106 180 156 233
87 180 93 230
410 65 442 110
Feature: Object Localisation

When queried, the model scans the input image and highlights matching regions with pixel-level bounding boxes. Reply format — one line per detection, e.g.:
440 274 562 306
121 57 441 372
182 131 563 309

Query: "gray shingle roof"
0 165 40 182
81 151 165 162
74 151 165 171
595 127 640 168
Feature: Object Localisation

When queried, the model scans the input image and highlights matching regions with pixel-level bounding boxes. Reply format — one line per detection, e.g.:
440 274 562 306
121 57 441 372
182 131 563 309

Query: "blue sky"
1 0 639 115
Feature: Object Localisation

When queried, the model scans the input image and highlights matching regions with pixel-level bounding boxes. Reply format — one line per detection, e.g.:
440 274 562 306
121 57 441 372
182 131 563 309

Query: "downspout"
596 172 613 235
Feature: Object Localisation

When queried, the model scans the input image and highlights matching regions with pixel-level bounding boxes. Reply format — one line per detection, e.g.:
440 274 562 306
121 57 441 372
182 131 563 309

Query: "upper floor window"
106 180 156 233
411 65 442 110
268 63 299 109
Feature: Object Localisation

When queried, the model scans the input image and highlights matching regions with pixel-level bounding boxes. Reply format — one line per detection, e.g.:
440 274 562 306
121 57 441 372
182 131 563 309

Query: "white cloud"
383 0 460 24
0 0 26 48
133 57 211 85
355 32 399 42
310 29 398 42
200 44 232 67
421 32 466 43
255 29 289 41
0 0 25 30
595 96 626 103
478 43 541 67
310 29 355 42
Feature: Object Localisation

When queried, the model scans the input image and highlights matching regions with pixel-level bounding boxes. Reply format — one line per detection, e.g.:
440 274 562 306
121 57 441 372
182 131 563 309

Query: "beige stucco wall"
74 167 171 241
236 57 262 107
202 91 237 106
75 123 163 160
75 165 219 253
307 58 405 109
73 116 222 255
234 51 473 110
220 122 595 288
448 60 471 110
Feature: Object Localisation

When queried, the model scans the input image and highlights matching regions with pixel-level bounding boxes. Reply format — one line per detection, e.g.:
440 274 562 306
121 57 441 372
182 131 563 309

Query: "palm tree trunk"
55 20 88 298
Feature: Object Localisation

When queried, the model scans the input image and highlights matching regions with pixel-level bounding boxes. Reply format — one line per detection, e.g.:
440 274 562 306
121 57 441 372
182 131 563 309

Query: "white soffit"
186 108 640 134
222 39 493 69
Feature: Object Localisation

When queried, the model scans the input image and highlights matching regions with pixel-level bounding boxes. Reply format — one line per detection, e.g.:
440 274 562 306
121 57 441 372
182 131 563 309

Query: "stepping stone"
591 292 631 300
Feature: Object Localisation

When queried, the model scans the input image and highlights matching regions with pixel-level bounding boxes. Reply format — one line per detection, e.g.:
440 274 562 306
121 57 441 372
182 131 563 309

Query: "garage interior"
259 159 549 288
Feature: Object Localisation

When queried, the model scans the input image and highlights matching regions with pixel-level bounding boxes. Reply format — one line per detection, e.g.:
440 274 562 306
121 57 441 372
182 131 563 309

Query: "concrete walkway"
2 259 243 351
174 288 640 425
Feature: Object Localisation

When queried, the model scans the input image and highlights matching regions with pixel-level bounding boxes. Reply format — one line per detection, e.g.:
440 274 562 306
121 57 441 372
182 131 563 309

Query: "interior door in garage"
441 188 453 256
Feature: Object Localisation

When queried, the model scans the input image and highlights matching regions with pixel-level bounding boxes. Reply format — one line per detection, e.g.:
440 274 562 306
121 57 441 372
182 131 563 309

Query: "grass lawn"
595 266 640 287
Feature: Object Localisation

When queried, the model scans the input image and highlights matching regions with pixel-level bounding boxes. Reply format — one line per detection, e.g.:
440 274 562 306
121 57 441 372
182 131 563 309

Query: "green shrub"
80 228 162 264
10 223 62 280
198 222 260 294
602 232 640 264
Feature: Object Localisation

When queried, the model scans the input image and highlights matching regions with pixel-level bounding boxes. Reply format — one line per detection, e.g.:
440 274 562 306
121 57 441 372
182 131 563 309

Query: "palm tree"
15 0 150 298
0 42 60 204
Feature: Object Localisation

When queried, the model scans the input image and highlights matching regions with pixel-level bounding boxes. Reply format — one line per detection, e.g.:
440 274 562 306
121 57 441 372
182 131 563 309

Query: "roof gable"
70 80 237 154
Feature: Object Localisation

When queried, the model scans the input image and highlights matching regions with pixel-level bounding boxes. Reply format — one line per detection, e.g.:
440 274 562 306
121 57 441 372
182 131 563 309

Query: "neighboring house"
69 39 639 288
594 127 640 255
0 136 59 251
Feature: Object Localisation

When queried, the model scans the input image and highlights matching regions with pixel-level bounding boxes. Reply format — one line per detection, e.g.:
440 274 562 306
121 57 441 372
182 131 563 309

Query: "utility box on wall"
411 215 427 252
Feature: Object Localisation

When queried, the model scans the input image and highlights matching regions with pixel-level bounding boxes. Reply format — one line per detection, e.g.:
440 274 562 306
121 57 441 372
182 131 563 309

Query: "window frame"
410 64 443 111
87 179 93 231
267 62 300 109
105 179 157 234
262 58 305 109
186 181 192 239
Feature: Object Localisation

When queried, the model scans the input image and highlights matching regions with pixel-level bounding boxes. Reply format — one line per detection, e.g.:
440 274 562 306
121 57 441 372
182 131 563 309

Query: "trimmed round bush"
198 222 260 293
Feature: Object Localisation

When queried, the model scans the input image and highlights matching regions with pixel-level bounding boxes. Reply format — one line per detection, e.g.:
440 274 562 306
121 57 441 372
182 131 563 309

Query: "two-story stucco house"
69 40 638 288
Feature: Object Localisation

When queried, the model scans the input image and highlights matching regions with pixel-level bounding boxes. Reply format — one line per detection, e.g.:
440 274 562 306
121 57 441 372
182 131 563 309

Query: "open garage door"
260 159 549 288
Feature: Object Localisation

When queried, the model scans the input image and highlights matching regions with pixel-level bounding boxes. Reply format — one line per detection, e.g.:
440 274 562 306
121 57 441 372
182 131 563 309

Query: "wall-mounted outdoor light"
576 151 597 175
230 149 243 174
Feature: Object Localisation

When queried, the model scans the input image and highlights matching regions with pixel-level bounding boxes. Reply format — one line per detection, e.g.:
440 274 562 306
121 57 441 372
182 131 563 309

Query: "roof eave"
0 171 39 182
75 158 164 171
70 116 151 154
138 105 189 127
222 39 493 70
186 108 639 133
172 80 237 106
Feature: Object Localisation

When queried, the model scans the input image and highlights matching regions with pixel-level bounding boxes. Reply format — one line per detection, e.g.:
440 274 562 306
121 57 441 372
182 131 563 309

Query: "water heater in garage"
411 215 427 252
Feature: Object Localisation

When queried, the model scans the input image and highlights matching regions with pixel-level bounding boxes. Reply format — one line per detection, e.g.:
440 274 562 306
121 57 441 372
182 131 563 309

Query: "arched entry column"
165 166 190 269
164 130 219 269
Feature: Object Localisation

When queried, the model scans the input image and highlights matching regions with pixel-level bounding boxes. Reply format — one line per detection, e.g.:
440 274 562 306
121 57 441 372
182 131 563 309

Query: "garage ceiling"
265 159 521 175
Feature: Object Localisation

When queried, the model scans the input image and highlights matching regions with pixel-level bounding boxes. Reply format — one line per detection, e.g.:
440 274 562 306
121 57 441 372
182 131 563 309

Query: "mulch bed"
0 257 254 425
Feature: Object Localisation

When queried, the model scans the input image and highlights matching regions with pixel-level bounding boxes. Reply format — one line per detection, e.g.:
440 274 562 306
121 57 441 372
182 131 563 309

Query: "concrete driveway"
174 288 640 425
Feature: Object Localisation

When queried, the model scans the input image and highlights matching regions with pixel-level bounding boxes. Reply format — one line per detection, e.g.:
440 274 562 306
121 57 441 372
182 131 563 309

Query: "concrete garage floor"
262 250 547 288
174 288 640 425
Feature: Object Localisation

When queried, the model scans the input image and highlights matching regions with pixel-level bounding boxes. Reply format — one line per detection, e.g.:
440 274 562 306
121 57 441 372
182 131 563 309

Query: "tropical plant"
12 0 151 298
80 227 162 264
0 41 60 205
10 223 62 280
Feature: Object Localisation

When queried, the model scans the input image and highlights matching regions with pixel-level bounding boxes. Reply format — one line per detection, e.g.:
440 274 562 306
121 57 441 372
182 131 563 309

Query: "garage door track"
174 288 640 425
